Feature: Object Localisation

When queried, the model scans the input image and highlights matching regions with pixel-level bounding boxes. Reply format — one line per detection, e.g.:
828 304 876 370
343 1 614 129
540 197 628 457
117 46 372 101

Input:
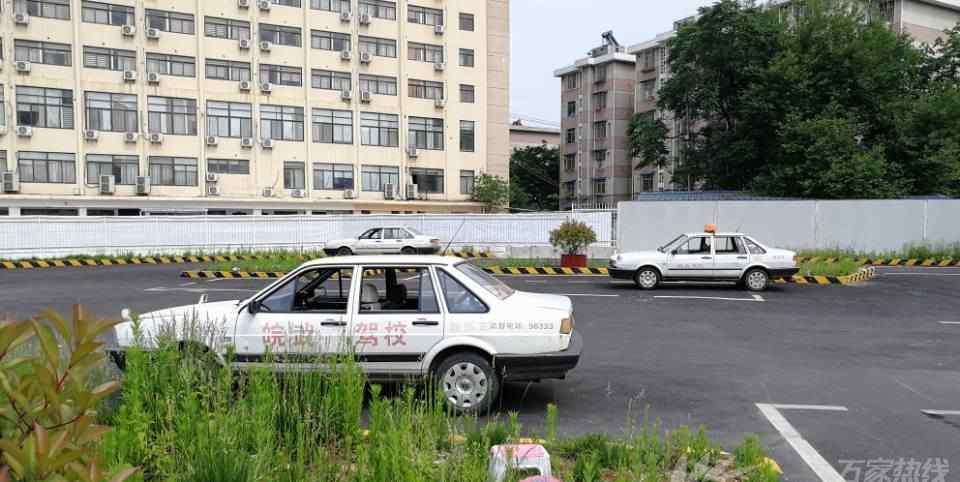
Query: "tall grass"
799 241 960 261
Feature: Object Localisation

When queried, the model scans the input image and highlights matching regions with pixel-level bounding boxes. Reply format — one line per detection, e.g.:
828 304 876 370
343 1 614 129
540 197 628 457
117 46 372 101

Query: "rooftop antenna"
442 217 469 257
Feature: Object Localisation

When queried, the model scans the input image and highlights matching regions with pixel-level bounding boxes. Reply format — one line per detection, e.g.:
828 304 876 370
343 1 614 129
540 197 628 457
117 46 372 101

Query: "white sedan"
323 227 441 256
609 230 798 291
109 256 582 413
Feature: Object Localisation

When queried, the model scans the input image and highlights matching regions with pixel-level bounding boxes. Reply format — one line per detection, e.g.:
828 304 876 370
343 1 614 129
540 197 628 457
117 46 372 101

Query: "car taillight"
431 238 440 245
560 316 574 334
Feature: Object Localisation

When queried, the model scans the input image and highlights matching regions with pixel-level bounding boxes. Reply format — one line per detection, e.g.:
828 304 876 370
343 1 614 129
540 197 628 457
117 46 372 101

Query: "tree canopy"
509 145 561 211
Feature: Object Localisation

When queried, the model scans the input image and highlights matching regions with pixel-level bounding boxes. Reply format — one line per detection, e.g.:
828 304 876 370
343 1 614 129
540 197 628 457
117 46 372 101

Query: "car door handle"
321 320 347 327
412 320 440 327
701 256 713 260
737 256 748 259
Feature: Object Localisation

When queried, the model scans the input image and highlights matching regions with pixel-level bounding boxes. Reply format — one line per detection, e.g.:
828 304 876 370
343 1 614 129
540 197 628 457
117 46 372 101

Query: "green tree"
627 114 669 171
471 174 510 212
509 145 560 211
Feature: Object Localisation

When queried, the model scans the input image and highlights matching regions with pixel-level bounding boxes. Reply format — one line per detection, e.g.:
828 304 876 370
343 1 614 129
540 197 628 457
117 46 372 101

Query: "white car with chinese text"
110 256 582 413
323 227 442 256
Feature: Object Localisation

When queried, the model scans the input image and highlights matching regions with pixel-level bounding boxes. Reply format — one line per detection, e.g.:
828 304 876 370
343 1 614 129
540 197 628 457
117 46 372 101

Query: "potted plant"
549 220 597 268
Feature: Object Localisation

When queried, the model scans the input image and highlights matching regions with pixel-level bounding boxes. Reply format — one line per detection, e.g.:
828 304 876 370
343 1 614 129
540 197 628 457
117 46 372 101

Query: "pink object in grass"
488 444 553 482
519 477 562 482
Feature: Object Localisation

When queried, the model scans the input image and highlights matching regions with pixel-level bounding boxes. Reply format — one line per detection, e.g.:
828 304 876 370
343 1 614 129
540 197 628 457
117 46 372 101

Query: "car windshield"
659 235 688 253
456 262 515 300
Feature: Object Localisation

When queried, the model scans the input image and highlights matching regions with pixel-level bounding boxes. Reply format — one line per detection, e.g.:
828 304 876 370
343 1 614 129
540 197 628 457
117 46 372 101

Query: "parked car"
608 228 798 291
323 227 442 256
111 256 582 413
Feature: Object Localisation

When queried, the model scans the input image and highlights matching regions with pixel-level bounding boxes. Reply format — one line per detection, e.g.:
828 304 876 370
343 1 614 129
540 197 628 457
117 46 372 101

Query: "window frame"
408 42 444 63
312 162 354 190
459 170 475 195
311 30 351 51
17 151 76 184
14 40 72 67
359 112 399 147
260 104 305 142
16 0 71 20
284 161 306 190
311 108 353 144
206 100 253 139
204 16 251 40
145 8 196 35
459 84 475 103
145 52 196 78
310 0 350 13
260 64 303 87
358 0 396 20
409 167 444 194
81 1 134 26
207 158 250 175
458 12 475 32
358 36 397 58
311 69 352 91
205 58 251 82
459 120 475 153
16 85 74 130
148 156 198 186
408 79 443 100
458 48 475 67
147 96 198 136
408 116 444 151
408 4 443 26
358 74 398 96
85 154 138 185
360 165 399 191
260 23 302 47
84 91 138 133
83 46 136 72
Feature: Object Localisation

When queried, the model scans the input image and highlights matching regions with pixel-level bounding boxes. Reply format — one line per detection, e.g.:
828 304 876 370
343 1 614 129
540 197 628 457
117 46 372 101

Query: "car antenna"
442 218 468 257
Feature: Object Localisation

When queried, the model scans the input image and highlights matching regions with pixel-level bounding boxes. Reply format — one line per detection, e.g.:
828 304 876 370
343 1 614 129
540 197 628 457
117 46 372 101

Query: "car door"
355 228 383 254
382 228 405 254
665 235 716 279
713 236 750 280
233 266 355 367
352 265 444 379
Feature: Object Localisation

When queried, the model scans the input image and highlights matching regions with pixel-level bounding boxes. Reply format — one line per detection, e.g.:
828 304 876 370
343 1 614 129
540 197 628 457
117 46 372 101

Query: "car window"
438 270 488 314
715 237 746 254
397 229 413 239
743 237 767 255
357 267 439 314
675 236 712 255
359 229 382 240
259 267 352 313
456 262 515 300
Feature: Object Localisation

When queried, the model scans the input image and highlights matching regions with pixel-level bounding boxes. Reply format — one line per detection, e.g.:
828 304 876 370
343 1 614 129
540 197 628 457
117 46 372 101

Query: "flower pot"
560 254 588 268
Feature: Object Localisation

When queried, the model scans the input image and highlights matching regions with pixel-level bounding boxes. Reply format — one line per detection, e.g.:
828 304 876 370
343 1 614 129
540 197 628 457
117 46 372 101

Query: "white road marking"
756 403 848 482
922 410 960 417
654 295 765 303
938 321 960 325
881 273 960 276
554 293 620 298
179 282 197 287
146 286 258 294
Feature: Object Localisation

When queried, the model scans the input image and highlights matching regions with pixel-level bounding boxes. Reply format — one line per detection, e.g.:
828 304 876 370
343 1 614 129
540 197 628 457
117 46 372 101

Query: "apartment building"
553 32 636 211
0 0 509 216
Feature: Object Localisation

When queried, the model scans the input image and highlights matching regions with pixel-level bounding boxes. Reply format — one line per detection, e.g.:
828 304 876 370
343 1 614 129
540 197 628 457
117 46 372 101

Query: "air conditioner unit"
207 185 221 196
15 61 31 73
434 62 446 72
262 187 274 197
360 90 372 103
340 50 352 61
124 131 139 143
258 0 272 11
121 24 137 36
84 129 100 141
343 189 355 199
149 132 163 144
14 13 29 25
206 136 219 146
2 172 20 193
261 138 274 149
407 146 418 159
434 98 446 108
291 189 305 198
239 39 252 50
434 24 445 35
238 0 250 8
99 175 116 194
260 82 273 93
136 176 151 195
405 184 418 200
239 80 252 91
123 70 137 82
241 137 255 148
383 183 395 200
16 126 33 138
146 28 161 39
206 173 219 183
359 13 371 25
359 52 371 64
259 41 272 52
147 72 161 84
340 89 352 101
339 11 352 22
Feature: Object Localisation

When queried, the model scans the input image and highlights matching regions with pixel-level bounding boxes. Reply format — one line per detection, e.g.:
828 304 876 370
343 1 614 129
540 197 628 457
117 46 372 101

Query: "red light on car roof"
704 224 717 233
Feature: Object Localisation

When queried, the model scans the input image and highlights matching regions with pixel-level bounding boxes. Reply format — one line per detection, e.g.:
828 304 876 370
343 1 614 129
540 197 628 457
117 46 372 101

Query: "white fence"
0 211 615 259
618 200 960 253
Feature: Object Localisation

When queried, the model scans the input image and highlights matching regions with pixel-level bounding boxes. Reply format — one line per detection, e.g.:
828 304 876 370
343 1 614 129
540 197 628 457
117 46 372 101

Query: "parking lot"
2 264 958 481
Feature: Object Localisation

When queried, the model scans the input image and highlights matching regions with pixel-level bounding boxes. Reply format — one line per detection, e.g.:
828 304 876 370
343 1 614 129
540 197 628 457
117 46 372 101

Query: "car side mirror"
247 300 261 314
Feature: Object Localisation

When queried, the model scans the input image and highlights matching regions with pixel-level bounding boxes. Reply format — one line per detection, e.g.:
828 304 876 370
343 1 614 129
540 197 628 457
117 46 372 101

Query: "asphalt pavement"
1 264 958 481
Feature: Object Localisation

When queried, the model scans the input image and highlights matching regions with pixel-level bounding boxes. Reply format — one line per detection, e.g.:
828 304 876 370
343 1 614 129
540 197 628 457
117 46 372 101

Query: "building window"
14 40 72 67
0 87 5 130
567 101 576 117
311 0 349 13
593 149 607 164
594 65 607 84
146 53 196 77
640 50 656 71
260 23 302 47
208 158 249 175
269 0 300 7
408 79 443 100
205 59 251 81
147 97 198 136
18 152 75 184
408 5 442 26
408 42 443 63
82 1 134 26
361 165 399 191
0 151 6 171
360 112 399 147
145 9 195 35
261 105 304 141
460 121 475 152
313 163 353 190
83 46 135 71
565 128 576 144
86 154 138 184
85 92 137 132
204 16 250 40
640 79 656 100
312 108 352 144
16 86 74 129
564 73 579 90
593 121 607 139
564 154 576 171
311 30 351 51
410 168 443 193
592 92 607 111
15 0 71 20
563 180 576 198
149 157 197 186
409 117 443 150
312 69 351 91
459 12 474 31
641 173 655 192
460 84 475 103
283 162 306 189
460 170 475 195
358 36 397 58
593 178 607 195
206 101 252 138
459 48 475 67
358 0 396 20
260 64 302 86
359 74 397 95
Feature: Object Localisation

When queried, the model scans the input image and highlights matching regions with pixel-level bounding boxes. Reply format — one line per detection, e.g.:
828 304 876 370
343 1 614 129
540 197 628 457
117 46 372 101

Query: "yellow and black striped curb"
773 267 876 286
0 251 489 271
796 257 959 267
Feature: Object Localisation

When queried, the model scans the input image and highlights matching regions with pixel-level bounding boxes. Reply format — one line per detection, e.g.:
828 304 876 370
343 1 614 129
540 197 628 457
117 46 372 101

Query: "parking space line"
145 286 259 293
756 403 848 482
655 295 765 303
881 273 960 276
556 293 620 298
922 410 960 417
938 321 960 325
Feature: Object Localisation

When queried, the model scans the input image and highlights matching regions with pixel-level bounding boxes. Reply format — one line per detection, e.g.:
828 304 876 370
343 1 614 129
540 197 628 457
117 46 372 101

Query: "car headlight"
560 316 574 334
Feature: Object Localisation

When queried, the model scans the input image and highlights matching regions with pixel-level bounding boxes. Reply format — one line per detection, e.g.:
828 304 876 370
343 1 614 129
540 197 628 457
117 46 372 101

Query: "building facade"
0 0 509 216
509 122 560 150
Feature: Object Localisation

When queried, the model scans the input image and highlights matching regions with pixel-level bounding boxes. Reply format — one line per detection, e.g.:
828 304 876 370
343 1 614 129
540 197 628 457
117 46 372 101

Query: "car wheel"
634 267 660 290
744 268 770 292
401 246 417 255
337 247 352 256
435 352 499 414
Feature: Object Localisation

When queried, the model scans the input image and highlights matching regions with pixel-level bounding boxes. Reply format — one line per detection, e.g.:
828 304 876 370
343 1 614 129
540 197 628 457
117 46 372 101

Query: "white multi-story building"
0 0 510 216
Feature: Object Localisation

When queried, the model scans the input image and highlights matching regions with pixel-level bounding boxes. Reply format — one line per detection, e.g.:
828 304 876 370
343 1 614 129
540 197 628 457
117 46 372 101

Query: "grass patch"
205 250 326 272
799 258 862 277
798 241 960 261
474 258 610 269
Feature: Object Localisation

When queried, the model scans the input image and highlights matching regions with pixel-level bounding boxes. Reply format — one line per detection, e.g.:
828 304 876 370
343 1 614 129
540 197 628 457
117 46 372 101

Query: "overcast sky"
509 0 716 125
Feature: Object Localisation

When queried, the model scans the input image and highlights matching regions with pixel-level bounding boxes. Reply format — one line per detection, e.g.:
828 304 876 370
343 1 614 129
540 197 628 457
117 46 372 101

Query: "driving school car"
323 227 442 256
110 255 582 413
608 226 799 291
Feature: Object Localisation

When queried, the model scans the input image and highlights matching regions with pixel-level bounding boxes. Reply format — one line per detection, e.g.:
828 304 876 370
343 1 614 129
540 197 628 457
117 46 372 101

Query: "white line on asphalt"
146 287 259 293
756 403 848 482
179 282 197 287
938 321 960 325
922 410 960 417
556 293 620 298
654 295 765 303
881 273 960 276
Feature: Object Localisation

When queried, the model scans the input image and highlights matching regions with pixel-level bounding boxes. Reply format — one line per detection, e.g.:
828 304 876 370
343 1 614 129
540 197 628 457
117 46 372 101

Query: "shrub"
550 220 598 255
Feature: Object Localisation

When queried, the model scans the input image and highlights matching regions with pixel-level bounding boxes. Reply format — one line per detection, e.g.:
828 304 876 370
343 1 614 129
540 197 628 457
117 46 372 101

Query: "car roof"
302 255 462 267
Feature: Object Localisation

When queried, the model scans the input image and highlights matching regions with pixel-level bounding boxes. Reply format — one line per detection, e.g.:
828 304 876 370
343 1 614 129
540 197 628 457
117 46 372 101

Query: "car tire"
337 247 352 256
634 267 660 290
401 246 417 255
744 268 770 292
434 352 499 414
